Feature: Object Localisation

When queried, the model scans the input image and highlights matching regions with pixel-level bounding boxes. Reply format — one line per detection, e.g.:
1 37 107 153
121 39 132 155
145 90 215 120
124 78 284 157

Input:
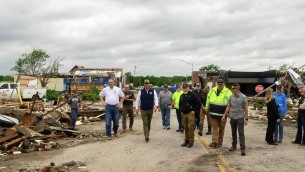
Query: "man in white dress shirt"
99 79 125 140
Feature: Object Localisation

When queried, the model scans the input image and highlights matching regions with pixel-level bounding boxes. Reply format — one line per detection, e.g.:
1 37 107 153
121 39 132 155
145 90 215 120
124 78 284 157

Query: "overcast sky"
1 0 305 76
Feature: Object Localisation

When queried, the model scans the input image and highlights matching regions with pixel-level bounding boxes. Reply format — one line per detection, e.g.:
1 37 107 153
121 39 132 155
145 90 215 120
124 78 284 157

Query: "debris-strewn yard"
0 100 106 158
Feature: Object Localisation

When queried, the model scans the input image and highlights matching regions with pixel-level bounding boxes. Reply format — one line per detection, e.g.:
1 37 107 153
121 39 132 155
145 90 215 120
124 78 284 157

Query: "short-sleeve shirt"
99 86 124 105
123 91 135 106
229 92 248 120
159 91 172 105
172 90 183 109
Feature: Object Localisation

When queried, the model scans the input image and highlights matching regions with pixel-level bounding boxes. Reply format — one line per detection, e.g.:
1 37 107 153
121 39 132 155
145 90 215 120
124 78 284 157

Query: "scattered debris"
0 100 105 156
19 161 87 172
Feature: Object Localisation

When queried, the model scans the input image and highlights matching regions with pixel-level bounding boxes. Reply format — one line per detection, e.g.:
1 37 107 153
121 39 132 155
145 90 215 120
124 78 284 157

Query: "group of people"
67 77 305 156
178 79 248 156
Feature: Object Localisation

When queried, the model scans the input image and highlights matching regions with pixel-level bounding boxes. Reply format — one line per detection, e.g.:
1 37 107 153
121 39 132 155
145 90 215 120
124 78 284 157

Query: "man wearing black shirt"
193 83 205 129
179 83 201 148
122 84 135 132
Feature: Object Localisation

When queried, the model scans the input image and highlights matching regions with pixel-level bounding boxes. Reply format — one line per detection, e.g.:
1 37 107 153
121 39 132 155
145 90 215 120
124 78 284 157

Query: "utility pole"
133 66 137 87
177 59 193 83
134 66 137 76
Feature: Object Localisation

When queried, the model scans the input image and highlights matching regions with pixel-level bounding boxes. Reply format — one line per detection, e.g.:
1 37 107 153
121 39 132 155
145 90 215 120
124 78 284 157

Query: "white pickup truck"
0 82 47 100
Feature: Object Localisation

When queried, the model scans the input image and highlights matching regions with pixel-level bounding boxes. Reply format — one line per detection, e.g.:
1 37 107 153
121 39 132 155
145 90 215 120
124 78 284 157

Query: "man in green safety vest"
206 78 232 148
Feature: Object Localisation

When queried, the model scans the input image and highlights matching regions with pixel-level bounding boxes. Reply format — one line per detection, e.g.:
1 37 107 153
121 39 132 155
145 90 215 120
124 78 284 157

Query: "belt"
106 104 118 106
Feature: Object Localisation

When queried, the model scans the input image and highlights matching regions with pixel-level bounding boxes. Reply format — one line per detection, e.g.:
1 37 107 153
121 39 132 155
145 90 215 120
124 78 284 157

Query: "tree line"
125 72 192 87
0 75 14 82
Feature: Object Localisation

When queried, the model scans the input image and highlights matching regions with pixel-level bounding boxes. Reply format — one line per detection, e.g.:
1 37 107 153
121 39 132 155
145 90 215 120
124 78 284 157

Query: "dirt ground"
1 108 305 172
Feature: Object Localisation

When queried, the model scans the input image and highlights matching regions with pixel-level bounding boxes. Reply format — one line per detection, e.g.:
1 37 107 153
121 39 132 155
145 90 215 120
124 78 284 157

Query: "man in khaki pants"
206 79 232 148
179 83 201 148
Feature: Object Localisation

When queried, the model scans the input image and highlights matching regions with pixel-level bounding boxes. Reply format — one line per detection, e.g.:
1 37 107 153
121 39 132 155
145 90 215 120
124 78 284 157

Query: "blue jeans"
274 113 285 141
176 109 184 129
105 104 120 137
294 113 305 144
70 108 78 128
160 104 171 127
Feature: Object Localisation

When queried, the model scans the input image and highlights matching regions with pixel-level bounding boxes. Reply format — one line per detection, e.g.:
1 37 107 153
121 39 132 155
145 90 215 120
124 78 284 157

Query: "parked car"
0 82 46 100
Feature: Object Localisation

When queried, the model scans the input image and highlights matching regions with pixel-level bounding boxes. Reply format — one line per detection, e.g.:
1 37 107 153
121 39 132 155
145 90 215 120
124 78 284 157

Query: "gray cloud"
1 0 305 77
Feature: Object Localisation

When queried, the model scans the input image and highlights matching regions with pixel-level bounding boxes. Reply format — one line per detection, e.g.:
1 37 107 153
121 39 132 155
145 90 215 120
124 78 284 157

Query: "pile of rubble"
0 101 104 156
19 161 87 172
249 108 299 122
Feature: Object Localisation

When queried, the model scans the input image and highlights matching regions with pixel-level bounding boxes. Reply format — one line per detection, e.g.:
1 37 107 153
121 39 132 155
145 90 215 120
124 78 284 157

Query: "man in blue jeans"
159 84 173 130
273 85 287 143
68 90 81 130
99 79 125 140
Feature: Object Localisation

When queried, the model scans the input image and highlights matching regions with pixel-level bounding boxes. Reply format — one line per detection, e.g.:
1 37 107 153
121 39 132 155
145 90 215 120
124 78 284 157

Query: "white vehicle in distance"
0 82 46 100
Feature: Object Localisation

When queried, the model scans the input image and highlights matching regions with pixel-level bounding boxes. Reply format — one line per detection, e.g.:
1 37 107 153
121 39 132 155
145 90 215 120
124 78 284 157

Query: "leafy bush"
287 103 294 110
81 87 100 101
253 102 264 110
46 89 61 101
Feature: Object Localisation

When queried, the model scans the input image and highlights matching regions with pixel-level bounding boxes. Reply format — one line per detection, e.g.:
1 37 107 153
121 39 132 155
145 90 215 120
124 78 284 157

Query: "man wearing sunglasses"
179 83 201 148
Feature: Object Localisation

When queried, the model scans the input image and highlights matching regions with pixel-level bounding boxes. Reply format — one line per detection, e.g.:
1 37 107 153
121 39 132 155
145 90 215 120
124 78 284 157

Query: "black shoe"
180 129 184 133
187 143 193 148
241 149 246 156
205 131 212 135
145 137 149 142
229 146 237 151
198 131 203 136
176 129 181 132
292 141 300 144
209 142 217 148
217 143 222 148
181 141 189 147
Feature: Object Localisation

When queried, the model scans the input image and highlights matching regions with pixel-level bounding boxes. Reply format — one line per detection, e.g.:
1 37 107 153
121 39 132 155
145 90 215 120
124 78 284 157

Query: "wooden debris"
15 125 44 137
20 112 38 128
3 136 29 148
4 126 18 136
0 133 19 144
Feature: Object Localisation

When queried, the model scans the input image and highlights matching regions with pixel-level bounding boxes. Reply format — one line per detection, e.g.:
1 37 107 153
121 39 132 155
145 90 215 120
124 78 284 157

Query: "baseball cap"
217 78 225 84
182 82 188 88
144 79 150 84
276 85 282 89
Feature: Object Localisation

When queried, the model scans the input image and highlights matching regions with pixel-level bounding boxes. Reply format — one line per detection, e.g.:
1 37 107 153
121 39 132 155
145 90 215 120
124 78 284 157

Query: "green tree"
0 75 14 82
199 64 222 72
11 49 63 87
134 75 191 87
279 64 288 71
125 72 134 84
